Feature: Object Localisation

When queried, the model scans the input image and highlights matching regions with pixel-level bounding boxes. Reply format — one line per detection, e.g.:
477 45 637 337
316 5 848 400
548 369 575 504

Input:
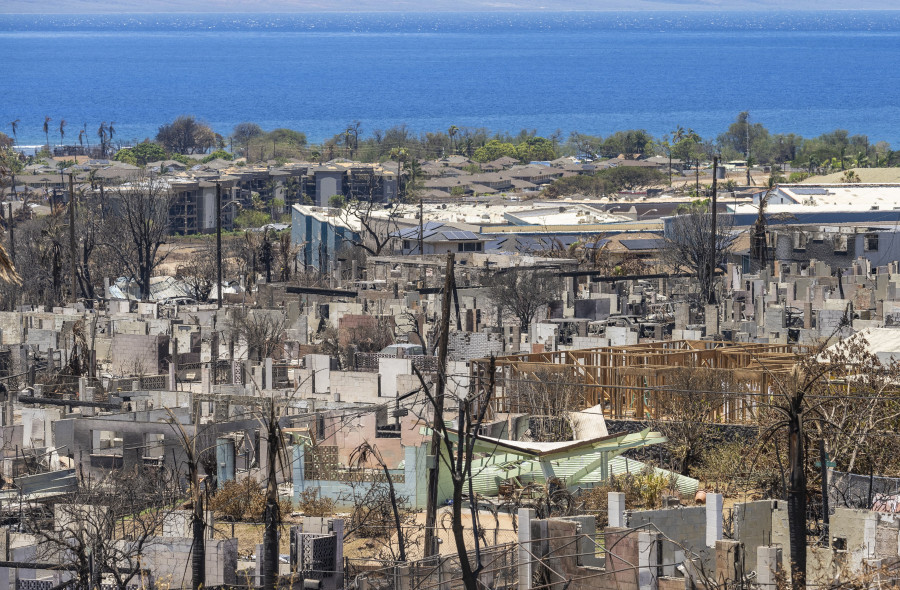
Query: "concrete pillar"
517 508 535 590
333 519 344 588
255 543 264 588
706 493 723 547
0 566 9 590
169 362 176 391
608 492 626 528
705 304 719 338
265 357 273 390
674 302 689 331
293 445 305 496
637 531 660 590
397 564 411 590
258 430 268 484
201 367 211 394
756 546 782 590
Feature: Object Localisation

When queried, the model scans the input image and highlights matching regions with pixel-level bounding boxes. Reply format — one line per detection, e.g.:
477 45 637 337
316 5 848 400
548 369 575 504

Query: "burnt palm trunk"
263 410 281 590
192 494 205 590
787 394 806 589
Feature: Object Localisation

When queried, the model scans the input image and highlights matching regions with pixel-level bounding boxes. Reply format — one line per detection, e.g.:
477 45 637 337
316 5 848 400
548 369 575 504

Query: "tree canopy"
541 166 664 198
156 116 216 155
113 141 166 166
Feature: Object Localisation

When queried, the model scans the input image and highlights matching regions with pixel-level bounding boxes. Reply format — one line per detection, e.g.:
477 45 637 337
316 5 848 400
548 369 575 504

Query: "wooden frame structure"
471 340 805 424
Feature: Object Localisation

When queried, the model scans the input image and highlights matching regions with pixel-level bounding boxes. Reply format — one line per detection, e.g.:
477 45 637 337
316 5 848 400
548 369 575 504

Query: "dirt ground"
156 240 213 276
212 507 518 562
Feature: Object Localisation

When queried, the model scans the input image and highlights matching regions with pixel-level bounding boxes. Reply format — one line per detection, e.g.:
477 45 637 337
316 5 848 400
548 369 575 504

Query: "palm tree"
78 129 85 154
448 125 459 155
344 128 353 158
389 147 408 201
43 117 52 150
58 119 67 148
82 123 91 155
107 122 116 151
97 122 107 157
8 119 19 147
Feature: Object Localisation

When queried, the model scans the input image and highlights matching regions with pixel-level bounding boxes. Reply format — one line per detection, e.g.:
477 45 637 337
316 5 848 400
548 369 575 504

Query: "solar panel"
444 231 479 240
620 239 664 251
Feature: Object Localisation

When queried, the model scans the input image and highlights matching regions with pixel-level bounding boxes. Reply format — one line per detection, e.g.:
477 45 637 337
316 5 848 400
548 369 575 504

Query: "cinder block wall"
627 506 711 570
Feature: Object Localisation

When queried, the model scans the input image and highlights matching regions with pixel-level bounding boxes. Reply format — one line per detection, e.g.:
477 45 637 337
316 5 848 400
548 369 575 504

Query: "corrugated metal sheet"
470 450 699 498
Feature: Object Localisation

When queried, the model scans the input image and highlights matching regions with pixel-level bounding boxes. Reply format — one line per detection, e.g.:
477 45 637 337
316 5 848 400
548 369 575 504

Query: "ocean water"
2 11 900 148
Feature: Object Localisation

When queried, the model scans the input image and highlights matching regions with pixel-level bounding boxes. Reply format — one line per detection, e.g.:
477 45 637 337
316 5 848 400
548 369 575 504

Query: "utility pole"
746 113 752 186
418 198 424 257
7 203 14 269
820 439 830 546
68 173 77 302
424 252 455 558
708 156 718 305
667 144 672 186
216 182 222 310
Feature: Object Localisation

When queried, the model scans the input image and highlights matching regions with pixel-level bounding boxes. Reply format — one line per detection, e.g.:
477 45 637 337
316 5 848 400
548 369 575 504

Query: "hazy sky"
3 0 899 12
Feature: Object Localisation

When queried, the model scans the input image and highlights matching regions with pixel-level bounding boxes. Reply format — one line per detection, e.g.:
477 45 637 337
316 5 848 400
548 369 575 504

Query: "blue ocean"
2 11 900 148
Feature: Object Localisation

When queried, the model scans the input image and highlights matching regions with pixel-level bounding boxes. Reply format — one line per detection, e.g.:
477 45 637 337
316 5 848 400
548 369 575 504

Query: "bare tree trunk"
263 408 281 590
787 393 806 589
192 493 205 590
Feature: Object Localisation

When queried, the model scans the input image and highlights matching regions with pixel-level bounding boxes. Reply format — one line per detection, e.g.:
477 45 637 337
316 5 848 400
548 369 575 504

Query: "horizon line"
5 8 900 14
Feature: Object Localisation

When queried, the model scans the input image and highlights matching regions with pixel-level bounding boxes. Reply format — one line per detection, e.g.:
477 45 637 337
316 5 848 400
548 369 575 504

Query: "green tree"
515 136 557 162
234 210 271 229
448 125 459 154
717 111 773 163
671 127 703 168
114 142 166 167
566 132 603 159
541 166 663 198
472 139 517 162
599 129 653 157
201 149 234 163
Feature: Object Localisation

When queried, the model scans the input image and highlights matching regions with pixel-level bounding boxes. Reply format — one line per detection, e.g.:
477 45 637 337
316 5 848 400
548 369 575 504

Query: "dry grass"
210 516 302 558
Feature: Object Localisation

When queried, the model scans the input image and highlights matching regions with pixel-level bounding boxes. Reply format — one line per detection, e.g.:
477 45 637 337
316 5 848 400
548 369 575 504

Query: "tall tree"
43 116 52 149
29 469 181 590
98 122 108 157
661 200 735 304
231 122 264 158
106 173 173 299
389 147 408 201
58 119 67 148
448 125 459 154
486 269 560 331
157 115 216 155
8 119 19 147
